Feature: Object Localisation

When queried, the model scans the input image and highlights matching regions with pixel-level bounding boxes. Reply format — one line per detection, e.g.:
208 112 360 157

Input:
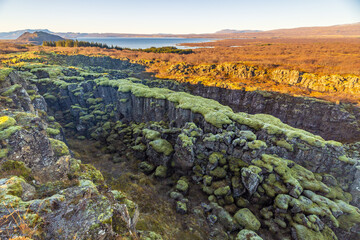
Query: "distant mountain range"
0 29 53 39
1 22 359 40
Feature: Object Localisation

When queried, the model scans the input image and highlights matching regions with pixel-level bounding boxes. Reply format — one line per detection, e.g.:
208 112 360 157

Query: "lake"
74 37 216 49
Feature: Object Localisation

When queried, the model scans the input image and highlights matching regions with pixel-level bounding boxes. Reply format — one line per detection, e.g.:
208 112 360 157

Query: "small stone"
203 175 212 186
207 214 218 225
201 203 212 212
224 204 238 214
241 166 262 195
202 186 214 195
211 203 239 231
224 195 234 204
170 191 183 200
208 195 217 202
236 197 249 208
176 201 187 214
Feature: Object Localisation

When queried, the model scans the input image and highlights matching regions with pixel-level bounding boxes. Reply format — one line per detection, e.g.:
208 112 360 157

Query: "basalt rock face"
182 83 360 143
270 69 360 94
167 62 360 95
0 69 159 239
17 60 359 240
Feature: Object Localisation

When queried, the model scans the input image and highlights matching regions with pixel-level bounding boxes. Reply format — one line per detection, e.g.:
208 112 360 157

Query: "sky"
0 0 359 34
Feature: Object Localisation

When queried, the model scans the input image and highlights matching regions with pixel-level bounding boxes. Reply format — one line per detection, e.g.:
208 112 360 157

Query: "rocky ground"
0 52 359 240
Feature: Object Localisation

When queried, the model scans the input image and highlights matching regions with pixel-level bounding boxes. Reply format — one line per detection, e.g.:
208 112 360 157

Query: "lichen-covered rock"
139 161 155 174
176 201 187 214
176 179 189 193
210 203 240 232
241 166 263 195
154 165 167 178
234 208 261 231
236 229 263 240
0 69 162 240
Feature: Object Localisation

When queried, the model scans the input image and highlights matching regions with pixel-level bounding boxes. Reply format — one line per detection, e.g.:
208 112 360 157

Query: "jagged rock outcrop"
0 65 161 239
181 83 360 143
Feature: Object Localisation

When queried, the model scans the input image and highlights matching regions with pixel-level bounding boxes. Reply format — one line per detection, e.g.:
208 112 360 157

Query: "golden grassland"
2 37 360 104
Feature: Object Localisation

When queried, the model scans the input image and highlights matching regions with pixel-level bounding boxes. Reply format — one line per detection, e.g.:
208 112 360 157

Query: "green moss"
143 129 161 140
292 224 335 240
234 208 261 231
132 143 147 152
139 161 155 174
79 114 94 122
87 97 103 105
0 116 16 130
0 160 32 181
239 131 257 141
0 126 22 140
176 180 189 193
214 186 230 196
0 148 8 158
26 89 36 95
274 194 292 210
248 140 267 149
92 110 105 116
1 84 22 96
209 152 226 165
49 138 70 157
210 167 227 179
43 93 57 101
257 154 333 198
47 116 55 122
176 201 187 214
46 127 60 136
154 165 167 178
76 163 105 184
0 68 14 81
149 139 173 156
236 229 263 240
4 176 24 197
276 139 294 151
338 155 357 164
178 133 194 148
335 199 360 231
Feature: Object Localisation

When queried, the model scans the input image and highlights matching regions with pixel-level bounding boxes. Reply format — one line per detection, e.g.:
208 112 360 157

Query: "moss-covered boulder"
176 179 189 193
234 208 261 231
236 229 263 240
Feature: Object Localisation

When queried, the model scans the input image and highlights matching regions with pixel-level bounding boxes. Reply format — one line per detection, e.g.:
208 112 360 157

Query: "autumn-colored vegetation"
2 36 360 104
180 38 360 75
35 37 360 76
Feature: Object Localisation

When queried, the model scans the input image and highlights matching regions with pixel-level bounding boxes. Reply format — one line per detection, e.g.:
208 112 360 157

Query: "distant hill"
0 29 53 39
215 29 262 34
231 22 360 38
16 31 64 45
